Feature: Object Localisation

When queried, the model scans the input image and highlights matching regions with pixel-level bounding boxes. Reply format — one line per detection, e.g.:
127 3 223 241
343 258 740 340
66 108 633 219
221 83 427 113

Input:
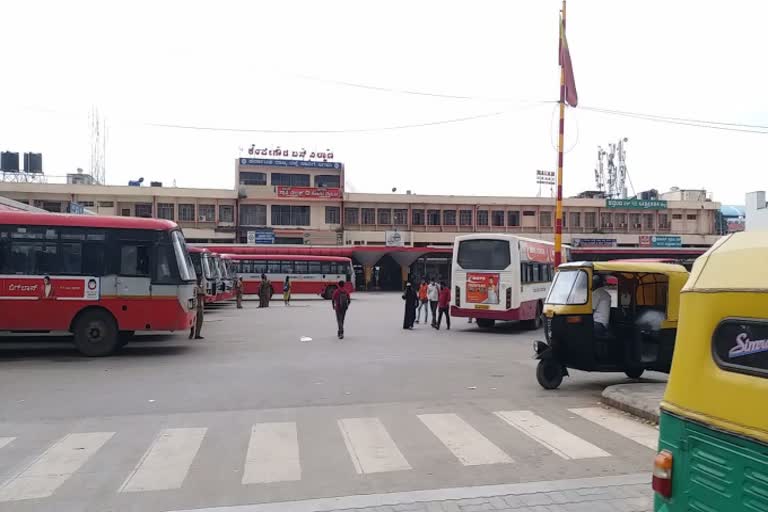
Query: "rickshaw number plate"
474 304 490 310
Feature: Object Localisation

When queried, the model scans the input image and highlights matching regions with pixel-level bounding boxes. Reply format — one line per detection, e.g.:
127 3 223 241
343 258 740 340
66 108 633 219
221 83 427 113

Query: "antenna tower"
89 107 107 185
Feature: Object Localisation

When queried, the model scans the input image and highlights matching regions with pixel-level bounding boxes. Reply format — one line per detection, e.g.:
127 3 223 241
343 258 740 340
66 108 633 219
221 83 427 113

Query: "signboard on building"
276 186 342 200
240 158 341 170
639 235 681 248
606 199 668 210
385 230 406 247
571 238 617 248
247 229 275 245
535 170 556 185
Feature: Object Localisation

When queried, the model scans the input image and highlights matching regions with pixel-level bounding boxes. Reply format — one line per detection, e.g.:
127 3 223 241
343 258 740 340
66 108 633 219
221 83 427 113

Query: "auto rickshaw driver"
591 274 612 338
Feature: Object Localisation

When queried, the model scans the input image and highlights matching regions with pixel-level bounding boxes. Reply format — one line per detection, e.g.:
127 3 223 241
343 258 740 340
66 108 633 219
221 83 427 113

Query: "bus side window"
60 243 83 274
321 262 332 275
120 245 151 276
295 261 308 274
253 261 267 274
281 261 294 274
308 261 321 274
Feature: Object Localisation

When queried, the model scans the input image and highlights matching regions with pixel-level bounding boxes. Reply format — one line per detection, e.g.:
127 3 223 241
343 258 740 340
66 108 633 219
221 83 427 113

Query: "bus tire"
536 359 564 390
522 302 543 330
625 367 644 379
322 286 334 300
73 309 119 357
476 318 495 328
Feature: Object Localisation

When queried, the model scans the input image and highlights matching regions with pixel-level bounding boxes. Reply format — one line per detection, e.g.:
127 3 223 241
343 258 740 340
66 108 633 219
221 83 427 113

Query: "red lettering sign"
520 240 556 263
276 186 342 200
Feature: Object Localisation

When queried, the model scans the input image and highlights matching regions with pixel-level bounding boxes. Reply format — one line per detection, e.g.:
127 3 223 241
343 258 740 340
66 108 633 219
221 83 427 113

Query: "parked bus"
187 246 217 303
0 211 197 356
451 234 566 329
218 254 235 301
226 254 354 298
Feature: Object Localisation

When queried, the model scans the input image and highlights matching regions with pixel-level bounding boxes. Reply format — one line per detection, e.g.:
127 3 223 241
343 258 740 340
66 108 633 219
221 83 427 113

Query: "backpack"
336 289 350 311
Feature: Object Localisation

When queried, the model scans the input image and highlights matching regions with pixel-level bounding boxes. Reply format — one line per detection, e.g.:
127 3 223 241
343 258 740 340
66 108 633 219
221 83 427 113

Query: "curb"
601 387 661 425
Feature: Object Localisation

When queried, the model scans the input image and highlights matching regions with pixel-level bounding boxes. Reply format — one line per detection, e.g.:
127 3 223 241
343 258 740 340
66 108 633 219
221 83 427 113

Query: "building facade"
746 191 768 231
0 158 722 249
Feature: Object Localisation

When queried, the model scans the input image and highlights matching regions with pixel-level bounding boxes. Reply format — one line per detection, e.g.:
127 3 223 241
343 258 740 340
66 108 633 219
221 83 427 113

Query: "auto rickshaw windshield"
546 269 589 305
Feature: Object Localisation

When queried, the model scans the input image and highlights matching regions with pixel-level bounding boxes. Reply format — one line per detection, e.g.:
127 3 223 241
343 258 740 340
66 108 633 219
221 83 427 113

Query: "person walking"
190 273 206 339
427 279 439 327
283 276 292 306
416 280 428 324
402 282 418 329
235 276 243 309
435 282 451 330
332 280 350 339
258 274 271 308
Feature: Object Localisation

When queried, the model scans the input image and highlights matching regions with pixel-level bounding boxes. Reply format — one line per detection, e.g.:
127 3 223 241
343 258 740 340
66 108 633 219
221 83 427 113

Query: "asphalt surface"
0 293 664 512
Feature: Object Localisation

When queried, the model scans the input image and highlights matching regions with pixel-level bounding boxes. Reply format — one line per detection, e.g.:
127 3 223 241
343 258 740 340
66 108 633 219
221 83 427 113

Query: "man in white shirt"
592 274 611 338
427 280 439 327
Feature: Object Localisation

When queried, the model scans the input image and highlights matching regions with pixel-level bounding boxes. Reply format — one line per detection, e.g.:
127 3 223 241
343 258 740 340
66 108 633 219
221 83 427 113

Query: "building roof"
720 205 745 217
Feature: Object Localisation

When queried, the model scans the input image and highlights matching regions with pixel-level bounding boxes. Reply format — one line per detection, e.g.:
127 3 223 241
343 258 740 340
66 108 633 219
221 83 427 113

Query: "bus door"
115 233 152 299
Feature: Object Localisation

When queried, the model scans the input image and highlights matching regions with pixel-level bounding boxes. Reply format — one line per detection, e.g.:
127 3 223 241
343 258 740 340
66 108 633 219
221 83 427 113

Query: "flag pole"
554 0 567 268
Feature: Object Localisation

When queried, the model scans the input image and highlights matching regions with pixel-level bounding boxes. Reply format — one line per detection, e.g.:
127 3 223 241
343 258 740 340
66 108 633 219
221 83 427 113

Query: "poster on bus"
0 276 100 301
466 272 500 304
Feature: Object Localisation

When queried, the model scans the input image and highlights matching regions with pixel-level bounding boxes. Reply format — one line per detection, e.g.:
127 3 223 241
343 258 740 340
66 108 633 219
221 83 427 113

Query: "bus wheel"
625 367 644 379
476 318 495 328
536 359 564 390
73 310 119 357
522 302 543 330
322 287 334 300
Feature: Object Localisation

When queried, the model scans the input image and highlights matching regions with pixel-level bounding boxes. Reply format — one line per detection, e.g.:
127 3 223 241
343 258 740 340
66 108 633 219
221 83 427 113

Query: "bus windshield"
201 255 213 280
457 239 511 270
172 231 196 282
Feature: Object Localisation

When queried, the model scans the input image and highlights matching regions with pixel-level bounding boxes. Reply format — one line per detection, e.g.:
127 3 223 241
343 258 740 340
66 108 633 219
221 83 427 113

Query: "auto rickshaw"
534 261 689 389
653 232 768 511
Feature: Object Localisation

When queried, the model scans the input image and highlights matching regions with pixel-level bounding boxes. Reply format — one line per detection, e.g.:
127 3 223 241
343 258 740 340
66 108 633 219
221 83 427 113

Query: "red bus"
188 247 218 304
226 254 354 298
217 253 235 301
0 211 197 356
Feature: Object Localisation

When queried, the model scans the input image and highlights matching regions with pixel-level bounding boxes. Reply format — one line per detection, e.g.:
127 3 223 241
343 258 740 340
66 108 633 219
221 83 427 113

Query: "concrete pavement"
0 293 657 512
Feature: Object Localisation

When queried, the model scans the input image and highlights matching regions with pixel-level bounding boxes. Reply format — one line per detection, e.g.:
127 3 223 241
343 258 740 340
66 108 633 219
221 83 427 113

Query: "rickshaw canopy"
663 232 768 444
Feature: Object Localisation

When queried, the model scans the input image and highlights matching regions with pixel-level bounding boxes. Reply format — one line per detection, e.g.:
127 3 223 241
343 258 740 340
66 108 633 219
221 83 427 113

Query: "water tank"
150 181 163 187
1 152 20 172
24 153 43 173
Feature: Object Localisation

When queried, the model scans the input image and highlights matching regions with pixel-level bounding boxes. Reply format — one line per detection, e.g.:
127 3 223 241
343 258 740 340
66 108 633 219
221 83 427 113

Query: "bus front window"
202 255 213 280
171 231 196 282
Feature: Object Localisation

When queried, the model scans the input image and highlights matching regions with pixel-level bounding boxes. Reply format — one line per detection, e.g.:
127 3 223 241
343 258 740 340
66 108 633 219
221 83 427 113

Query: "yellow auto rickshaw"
653 232 768 511
534 261 689 389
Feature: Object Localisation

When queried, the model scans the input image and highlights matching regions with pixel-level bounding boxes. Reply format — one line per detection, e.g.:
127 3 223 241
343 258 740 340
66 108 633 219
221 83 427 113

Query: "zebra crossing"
0 406 657 503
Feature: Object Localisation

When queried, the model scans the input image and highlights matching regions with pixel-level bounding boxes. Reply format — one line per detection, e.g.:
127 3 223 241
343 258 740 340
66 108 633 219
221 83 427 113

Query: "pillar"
363 264 374 291
400 265 410 290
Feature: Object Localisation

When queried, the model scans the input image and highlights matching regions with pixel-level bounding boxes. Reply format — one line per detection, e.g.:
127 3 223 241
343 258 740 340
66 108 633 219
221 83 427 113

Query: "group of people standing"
402 279 451 330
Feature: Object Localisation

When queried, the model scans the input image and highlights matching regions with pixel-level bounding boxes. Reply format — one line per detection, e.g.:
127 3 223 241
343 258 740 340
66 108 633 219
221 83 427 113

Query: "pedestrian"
190 273 206 339
258 273 271 308
427 279 439 327
402 282 418 329
332 280 351 339
416 280 428 324
235 276 243 309
435 281 451 330
283 276 292 306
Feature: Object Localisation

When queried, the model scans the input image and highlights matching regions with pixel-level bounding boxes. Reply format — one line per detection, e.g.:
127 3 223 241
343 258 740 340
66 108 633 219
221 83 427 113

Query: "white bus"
450 234 565 329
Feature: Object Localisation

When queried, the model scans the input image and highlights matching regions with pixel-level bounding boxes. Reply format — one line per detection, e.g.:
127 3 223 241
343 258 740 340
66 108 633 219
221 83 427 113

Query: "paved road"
0 294 662 512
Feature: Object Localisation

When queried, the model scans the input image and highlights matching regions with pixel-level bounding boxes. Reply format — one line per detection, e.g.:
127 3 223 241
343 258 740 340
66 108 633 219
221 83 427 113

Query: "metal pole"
554 0 566 267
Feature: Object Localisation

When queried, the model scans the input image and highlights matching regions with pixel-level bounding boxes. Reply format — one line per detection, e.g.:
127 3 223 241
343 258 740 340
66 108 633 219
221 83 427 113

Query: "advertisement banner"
276 186 342 200
519 240 556 263
0 276 100 300
240 158 341 170
639 235 682 248
385 231 406 247
466 272 500 305
606 199 668 210
571 238 617 248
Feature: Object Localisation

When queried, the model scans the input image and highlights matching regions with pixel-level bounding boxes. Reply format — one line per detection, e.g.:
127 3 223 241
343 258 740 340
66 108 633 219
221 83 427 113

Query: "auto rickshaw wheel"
625 367 644 379
536 359 564 390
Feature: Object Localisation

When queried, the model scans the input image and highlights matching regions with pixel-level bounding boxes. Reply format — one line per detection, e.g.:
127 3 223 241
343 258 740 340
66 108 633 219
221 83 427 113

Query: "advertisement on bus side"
0 276 100 301
466 272 500 304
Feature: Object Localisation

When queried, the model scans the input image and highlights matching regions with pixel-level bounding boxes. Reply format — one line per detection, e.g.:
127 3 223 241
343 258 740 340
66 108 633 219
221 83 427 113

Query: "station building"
0 156 722 288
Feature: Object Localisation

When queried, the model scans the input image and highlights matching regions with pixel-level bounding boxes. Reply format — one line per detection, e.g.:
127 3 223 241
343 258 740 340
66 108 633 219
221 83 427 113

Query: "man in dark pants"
190 274 206 339
332 280 351 339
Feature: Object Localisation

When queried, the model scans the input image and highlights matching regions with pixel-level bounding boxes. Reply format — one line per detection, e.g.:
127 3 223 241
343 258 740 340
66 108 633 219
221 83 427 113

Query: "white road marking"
0 432 114 502
0 438 14 450
338 418 411 474
568 407 659 450
417 413 513 466
494 411 610 460
242 422 301 484
119 427 206 492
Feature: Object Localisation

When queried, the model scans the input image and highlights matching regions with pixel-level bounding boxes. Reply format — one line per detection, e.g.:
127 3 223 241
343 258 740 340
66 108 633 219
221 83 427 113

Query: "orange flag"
559 16 578 107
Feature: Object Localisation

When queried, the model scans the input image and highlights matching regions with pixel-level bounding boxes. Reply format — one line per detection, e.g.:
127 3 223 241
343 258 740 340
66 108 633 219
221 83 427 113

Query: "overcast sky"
1 0 765 204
